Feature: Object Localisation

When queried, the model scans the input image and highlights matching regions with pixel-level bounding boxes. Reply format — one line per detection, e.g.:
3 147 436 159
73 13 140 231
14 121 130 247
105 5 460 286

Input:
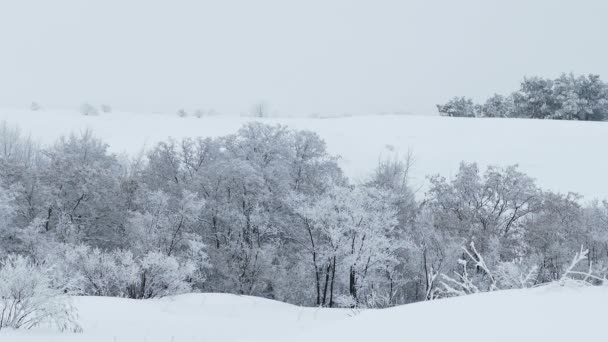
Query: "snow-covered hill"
1 284 605 341
1 109 607 200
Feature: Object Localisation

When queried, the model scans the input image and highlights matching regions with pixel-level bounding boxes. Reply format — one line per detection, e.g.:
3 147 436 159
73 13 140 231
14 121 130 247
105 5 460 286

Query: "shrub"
0 255 80 332
62 245 138 297
30 102 42 111
100 104 112 113
80 103 99 116
127 252 195 299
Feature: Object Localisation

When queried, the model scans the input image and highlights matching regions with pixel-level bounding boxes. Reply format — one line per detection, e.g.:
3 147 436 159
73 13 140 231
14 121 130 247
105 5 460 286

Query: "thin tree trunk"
329 256 336 307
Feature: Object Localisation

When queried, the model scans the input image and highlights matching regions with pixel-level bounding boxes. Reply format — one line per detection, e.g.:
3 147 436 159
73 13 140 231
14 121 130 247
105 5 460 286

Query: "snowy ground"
2 109 607 201
1 284 605 341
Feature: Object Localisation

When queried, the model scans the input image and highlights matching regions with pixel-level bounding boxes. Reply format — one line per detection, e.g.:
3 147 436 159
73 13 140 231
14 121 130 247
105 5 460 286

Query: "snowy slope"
290 284 608 342
1 109 607 200
0 293 350 342
1 285 606 341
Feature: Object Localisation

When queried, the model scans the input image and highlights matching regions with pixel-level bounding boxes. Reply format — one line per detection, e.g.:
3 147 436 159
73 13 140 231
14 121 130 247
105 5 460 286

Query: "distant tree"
480 94 513 118
551 73 608 121
436 97 478 117
193 109 205 118
251 102 270 117
511 76 557 119
447 73 608 121
176 109 188 118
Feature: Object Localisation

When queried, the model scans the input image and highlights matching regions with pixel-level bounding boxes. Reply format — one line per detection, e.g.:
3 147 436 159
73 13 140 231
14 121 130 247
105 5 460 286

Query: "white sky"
1 0 607 116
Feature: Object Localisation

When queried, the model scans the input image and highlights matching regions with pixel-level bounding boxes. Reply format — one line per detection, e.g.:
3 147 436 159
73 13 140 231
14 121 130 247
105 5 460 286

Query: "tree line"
0 121 607 312
438 73 608 120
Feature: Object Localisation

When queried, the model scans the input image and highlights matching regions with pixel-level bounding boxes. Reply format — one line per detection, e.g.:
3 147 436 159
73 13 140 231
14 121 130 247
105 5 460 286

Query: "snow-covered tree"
40 131 126 247
127 190 204 257
446 73 608 121
251 102 270 117
427 163 540 259
436 97 479 117
291 185 403 307
480 94 513 118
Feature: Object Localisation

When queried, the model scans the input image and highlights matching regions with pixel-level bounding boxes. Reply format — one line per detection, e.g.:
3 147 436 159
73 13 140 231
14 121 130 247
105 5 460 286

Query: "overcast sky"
1 0 607 116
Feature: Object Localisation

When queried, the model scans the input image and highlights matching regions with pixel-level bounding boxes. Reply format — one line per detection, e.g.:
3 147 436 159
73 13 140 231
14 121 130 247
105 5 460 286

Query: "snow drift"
1 284 605 341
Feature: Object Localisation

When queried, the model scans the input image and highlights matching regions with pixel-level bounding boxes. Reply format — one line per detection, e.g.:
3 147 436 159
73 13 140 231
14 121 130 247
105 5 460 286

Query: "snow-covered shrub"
436 97 478 117
0 255 80 332
100 104 112 113
495 259 538 289
181 240 211 288
335 294 358 308
193 109 205 118
30 102 41 111
558 247 607 286
62 245 138 297
176 109 188 117
127 252 195 299
56 245 198 299
437 244 608 299
80 103 99 116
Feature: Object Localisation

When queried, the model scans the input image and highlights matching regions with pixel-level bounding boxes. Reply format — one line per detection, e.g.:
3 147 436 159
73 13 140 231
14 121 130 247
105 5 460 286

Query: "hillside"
1 109 607 200
1 284 605 341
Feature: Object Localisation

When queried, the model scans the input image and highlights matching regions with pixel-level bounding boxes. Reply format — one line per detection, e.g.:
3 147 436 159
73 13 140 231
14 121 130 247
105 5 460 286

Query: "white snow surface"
1 284 606 341
1 109 607 200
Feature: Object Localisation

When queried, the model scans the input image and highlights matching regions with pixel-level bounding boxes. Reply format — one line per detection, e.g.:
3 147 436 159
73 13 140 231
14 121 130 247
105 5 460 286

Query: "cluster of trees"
0 121 607 315
438 73 608 121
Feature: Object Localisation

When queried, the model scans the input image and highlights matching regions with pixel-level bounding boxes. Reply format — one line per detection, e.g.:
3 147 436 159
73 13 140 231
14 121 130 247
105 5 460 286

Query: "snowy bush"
58 246 198 299
437 244 608 299
176 109 188 117
495 259 538 289
558 247 607 286
30 102 42 111
80 103 99 116
0 255 80 332
127 252 195 299
436 97 478 117
100 104 112 113
335 294 358 308
62 245 139 297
